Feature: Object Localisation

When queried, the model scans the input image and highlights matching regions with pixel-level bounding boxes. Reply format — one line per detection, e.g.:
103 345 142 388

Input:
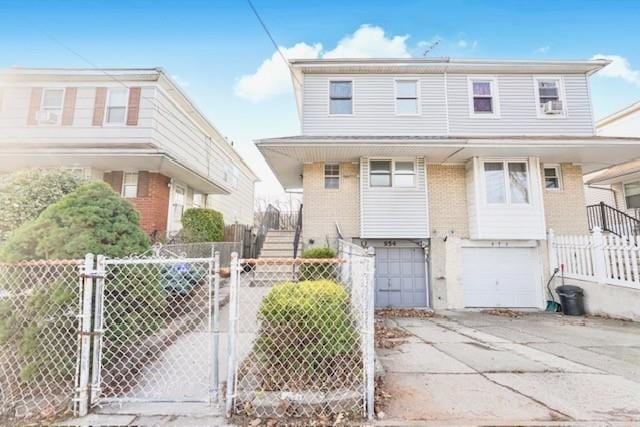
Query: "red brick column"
126 173 171 237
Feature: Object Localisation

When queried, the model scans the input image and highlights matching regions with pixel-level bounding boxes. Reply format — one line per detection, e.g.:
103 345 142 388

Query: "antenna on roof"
423 40 441 57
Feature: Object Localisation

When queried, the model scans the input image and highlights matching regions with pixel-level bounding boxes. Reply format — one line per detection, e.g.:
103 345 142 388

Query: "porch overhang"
0 147 230 194
256 135 640 190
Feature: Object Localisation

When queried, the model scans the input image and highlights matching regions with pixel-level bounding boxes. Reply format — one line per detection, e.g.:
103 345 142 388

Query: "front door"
375 246 427 308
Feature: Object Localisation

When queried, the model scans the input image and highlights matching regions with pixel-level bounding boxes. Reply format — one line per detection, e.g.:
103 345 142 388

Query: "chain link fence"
226 241 375 419
0 259 84 423
150 242 242 267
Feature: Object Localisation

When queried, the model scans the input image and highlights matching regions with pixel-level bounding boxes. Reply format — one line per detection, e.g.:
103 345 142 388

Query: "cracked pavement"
376 310 640 425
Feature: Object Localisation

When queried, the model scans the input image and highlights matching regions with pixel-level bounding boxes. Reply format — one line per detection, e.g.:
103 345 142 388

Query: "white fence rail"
549 228 640 289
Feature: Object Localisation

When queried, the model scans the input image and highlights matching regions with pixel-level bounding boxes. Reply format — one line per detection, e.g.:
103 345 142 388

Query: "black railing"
293 203 303 259
254 204 281 258
587 202 640 238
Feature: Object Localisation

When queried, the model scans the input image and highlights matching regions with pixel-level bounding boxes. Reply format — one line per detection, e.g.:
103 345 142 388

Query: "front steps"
259 230 302 258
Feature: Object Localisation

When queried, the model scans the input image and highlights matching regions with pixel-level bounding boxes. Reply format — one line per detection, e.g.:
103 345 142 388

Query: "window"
394 161 416 187
329 81 352 115
122 173 138 198
544 166 562 190
469 78 499 117
105 88 128 124
535 77 565 116
483 161 529 204
40 88 65 124
624 182 640 209
395 80 418 114
173 186 185 221
370 160 392 187
324 163 340 189
193 193 204 208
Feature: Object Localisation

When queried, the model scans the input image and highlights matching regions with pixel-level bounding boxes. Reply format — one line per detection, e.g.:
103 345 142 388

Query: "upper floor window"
624 182 640 209
324 163 340 189
370 159 416 188
329 81 352 115
39 88 65 125
395 80 418 115
483 161 529 204
122 172 138 198
468 78 499 118
535 77 566 117
543 165 562 190
105 88 128 125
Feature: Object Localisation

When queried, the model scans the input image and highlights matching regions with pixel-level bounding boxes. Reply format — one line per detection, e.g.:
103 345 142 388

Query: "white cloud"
234 42 322 103
235 25 414 102
592 54 640 87
457 40 468 48
535 46 550 54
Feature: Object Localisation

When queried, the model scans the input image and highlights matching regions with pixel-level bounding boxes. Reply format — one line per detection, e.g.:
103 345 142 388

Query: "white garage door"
462 247 541 308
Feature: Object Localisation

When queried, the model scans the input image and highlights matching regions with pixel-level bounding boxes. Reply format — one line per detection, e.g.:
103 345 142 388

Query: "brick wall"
542 163 589 235
427 164 470 238
302 162 360 247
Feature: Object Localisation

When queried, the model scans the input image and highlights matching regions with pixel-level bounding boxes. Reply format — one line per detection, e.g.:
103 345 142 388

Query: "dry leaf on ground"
375 308 435 318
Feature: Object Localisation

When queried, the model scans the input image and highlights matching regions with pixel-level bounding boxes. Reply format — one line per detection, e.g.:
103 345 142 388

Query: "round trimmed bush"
0 181 150 262
299 246 337 281
180 208 224 243
0 169 84 242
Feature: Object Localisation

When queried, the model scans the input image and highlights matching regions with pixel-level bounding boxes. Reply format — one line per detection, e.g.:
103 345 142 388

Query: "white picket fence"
549 228 640 289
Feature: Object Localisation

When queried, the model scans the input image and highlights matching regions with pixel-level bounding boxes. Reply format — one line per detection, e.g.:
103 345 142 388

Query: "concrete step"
262 241 302 250
259 250 297 258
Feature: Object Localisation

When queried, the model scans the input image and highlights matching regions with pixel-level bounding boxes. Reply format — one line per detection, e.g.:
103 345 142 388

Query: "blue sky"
1 0 639 199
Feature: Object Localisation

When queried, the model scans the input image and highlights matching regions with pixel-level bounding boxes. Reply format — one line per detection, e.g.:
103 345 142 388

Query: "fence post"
225 252 239 416
89 255 106 406
211 251 221 403
592 227 607 284
365 247 376 420
547 229 557 274
77 253 94 416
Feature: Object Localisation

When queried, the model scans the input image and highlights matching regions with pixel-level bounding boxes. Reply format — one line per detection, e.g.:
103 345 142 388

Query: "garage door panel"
375 246 428 308
462 247 540 308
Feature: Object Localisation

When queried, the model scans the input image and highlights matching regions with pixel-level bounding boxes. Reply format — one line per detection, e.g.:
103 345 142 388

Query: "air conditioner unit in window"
36 110 58 124
543 100 563 115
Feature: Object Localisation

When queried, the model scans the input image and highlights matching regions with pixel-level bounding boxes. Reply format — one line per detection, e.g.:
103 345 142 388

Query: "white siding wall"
206 171 255 225
301 73 594 136
598 109 640 137
360 156 429 238
466 157 546 239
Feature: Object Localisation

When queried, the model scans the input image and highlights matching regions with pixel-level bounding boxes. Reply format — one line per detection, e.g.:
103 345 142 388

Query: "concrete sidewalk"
377 311 640 425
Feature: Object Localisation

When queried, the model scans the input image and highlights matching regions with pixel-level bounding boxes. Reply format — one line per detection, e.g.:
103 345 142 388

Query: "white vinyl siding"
360 156 429 239
467 157 546 239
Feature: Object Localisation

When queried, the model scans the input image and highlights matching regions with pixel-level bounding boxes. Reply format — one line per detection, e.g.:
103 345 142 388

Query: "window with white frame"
324 163 340 189
535 78 565 116
469 79 498 116
543 165 562 190
122 172 138 198
173 185 186 221
40 88 65 124
624 181 640 209
370 160 392 187
193 192 204 208
105 88 128 124
395 80 418 114
394 161 416 187
483 161 529 204
329 81 352 115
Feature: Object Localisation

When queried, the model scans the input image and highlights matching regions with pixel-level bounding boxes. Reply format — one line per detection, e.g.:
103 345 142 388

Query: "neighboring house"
0 68 258 238
257 57 640 310
584 101 640 225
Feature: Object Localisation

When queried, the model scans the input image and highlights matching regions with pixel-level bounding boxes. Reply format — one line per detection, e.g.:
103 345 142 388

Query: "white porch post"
547 229 557 274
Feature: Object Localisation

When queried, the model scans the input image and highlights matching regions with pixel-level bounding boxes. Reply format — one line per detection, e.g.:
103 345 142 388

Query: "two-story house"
0 68 258 239
257 57 640 310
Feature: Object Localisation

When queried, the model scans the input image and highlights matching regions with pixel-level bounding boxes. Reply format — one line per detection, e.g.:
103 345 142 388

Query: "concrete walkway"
377 311 640 425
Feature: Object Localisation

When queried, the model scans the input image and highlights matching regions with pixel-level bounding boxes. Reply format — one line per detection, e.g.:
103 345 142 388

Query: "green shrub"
180 208 224 243
0 181 150 262
0 168 84 241
254 280 358 390
299 246 337 281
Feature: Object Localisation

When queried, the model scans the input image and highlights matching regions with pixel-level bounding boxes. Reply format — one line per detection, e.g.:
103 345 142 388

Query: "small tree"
0 168 84 241
180 208 224 243
0 181 150 261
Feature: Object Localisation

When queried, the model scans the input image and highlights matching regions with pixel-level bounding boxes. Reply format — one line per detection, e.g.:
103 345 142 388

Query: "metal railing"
292 203 303 259
254 204 281 258
587 202 640 238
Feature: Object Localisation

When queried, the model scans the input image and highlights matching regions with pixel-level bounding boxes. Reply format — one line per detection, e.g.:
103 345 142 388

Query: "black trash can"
556 285 585 316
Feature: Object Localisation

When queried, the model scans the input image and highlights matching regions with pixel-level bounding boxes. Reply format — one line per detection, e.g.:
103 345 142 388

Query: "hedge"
180 208 224 243
299 246 337 281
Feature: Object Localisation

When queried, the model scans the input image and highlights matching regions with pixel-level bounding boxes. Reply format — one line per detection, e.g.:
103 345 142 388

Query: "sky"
1 0 639 201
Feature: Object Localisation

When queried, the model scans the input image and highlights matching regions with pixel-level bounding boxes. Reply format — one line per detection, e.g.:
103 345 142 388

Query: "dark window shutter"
103 171 123 194
126 87 141 126
27 87 42 126
61 87 77 126
92 87 107 126
137 171 150 197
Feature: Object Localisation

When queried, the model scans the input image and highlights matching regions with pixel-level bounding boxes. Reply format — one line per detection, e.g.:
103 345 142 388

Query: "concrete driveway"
377 311 640 425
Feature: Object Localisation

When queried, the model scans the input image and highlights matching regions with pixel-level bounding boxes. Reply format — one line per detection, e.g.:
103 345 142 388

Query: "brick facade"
542 163 589 235
302 162 360 247
426 164 470 238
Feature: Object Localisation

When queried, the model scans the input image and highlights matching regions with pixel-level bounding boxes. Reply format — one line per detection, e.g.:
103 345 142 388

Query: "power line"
246 0 301 87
